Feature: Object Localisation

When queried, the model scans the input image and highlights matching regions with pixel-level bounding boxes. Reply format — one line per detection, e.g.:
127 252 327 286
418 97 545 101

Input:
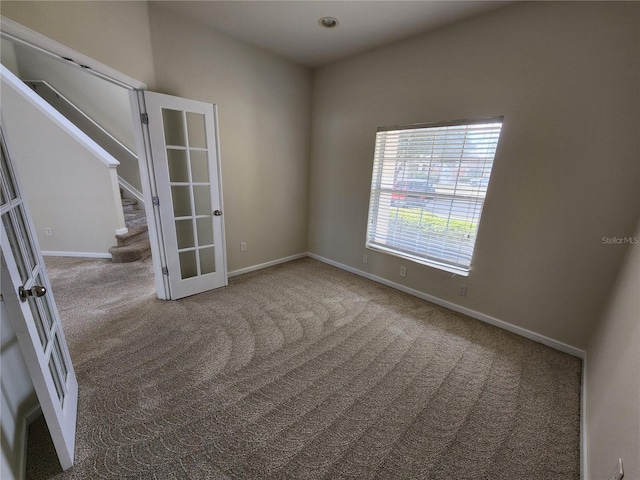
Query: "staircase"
108 191 151 263
23 79 150 263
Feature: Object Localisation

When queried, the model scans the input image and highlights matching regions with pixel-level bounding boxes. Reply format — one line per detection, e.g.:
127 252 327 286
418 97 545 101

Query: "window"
366 117 503 276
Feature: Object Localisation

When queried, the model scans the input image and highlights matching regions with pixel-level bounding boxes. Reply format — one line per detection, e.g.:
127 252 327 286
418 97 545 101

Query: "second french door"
143 92 227 299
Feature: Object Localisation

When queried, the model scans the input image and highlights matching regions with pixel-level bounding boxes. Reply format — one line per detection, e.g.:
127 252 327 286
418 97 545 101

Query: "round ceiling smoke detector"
318 17 339 28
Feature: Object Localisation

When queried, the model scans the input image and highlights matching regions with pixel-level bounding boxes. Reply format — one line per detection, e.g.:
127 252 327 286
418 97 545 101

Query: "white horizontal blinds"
367 118 502 273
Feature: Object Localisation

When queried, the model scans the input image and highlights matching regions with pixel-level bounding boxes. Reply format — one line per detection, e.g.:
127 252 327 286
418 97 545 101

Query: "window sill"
365 243 470 277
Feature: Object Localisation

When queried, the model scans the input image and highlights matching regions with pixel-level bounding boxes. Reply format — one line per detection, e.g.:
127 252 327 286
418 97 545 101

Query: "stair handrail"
23 79 138 160
2 66 119 168
1 65 128 236
25 79 144 206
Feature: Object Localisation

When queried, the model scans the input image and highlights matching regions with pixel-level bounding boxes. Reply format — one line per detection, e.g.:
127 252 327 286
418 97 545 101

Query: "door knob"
19 285 46 302
213 210 222 216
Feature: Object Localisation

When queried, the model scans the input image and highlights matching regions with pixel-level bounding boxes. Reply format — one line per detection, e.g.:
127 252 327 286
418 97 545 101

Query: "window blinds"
366 118 503 275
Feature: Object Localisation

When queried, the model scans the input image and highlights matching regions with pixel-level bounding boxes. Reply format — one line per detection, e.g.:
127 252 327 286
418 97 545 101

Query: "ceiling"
153 1 511 68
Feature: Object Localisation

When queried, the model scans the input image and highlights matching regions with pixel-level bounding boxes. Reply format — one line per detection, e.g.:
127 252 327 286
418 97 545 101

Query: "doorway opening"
0 16 169 298
1 16 228 301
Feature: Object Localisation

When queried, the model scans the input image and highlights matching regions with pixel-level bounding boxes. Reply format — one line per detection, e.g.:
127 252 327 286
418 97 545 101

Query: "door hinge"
162 267 169 275
141 113 149 125
152 196 160 206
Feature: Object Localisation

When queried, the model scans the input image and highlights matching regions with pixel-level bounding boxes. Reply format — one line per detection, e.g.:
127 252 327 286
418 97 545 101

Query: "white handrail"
24 79 138 159
1 65 119 168
2 65 127 235
23 79 145 206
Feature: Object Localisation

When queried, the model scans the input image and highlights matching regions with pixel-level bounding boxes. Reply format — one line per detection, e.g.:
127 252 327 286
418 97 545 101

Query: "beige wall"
2 42 142 193
308 2 640 350
1 37 142 194
585 221 640 480
148 4 312 272
1 1 155 87
2 82 122 255
2 1 312 273
0 37 19 73
12 43 137 153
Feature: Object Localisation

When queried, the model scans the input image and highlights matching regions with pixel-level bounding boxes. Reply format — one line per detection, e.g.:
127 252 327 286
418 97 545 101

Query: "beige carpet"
28 256 582 479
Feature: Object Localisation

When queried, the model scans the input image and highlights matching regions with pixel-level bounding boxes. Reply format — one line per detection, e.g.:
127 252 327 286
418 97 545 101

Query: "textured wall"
1 1 155 87
2 81 121 255
148 4 312 272
308 2 640 349
11 43 141 192
586 220 640 479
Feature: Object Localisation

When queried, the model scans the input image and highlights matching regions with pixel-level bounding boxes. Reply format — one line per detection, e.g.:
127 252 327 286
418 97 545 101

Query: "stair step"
115 225 149 246
114 190 149 262
121 198 139 214
109 238 151 263
125 210 147 228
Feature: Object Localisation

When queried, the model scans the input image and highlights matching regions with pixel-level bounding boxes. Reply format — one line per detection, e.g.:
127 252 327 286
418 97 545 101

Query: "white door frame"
129 91 171 298
0 16 170 299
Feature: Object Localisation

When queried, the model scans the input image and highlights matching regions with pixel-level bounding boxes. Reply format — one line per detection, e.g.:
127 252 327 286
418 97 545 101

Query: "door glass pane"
175 219 195 249
28 297 48 347
15 207 37 274
0 141 17 200
53 333 68 382
167 149 189 183
190 150 209 183
179 250 197 279
162 109 185 146
186 112 207 148
171 186 192 217
0 182 6 206
35 273 54 333
2 212 28 284
196 217 214 246
193 186 211 216
200 247 216 275
48 355 64 403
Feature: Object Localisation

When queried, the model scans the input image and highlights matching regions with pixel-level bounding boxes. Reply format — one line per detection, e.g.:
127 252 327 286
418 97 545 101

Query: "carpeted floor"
28 256 582 479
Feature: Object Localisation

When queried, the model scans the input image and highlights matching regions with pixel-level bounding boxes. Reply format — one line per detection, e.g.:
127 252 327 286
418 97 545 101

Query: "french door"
143 92 227 299
0 128 78 470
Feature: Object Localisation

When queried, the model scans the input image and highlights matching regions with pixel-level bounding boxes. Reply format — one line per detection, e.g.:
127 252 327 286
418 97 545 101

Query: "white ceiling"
153 1 511 68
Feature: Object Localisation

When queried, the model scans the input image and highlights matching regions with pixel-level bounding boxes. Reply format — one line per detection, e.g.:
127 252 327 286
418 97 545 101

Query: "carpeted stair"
108 193 151 263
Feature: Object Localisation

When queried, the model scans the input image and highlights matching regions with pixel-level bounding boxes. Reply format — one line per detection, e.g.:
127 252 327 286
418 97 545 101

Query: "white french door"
143 92 227 299
0 127 78 470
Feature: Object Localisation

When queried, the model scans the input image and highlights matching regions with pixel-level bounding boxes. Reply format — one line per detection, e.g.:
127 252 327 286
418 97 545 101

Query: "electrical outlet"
608 458 624 480
240 242 247 252
458 285 467 297
45 227 53 237
363 254 368 264
399 266 407 277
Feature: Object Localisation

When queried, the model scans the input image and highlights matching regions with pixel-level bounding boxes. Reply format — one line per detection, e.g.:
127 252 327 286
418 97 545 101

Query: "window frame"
366 116 503 276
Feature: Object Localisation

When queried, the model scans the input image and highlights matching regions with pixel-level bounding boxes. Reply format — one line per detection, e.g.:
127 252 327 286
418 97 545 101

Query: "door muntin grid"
162 108 216 279
0 132 70 407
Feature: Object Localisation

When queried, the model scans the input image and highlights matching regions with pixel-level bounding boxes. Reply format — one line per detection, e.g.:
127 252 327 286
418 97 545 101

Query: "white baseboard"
17 403 41 480
307 252 586 359
42 251 112 259
228 253 307 278
581 354 588 480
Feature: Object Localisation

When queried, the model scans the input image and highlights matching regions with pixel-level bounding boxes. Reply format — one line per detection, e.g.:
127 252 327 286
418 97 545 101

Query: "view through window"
366 118 503 275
